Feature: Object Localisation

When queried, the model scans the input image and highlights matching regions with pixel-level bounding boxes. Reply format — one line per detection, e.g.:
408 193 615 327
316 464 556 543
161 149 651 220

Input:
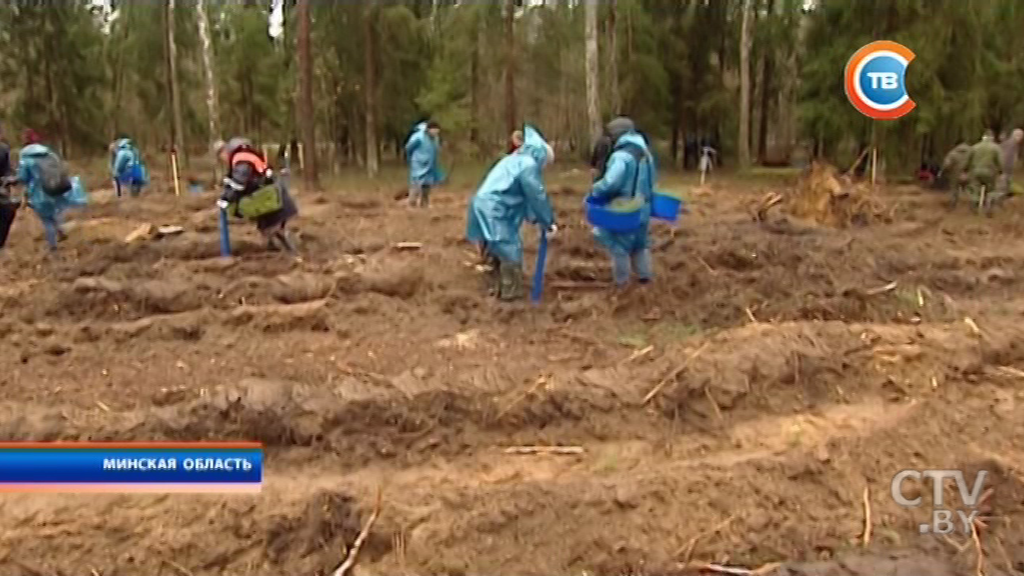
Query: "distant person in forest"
961 130 1004 214
993 128 1024 204
215 137 299 255
938 141 970 193
2 129 88 252
466 125 556 301
404 120 444 208
588 120 656 289
110 134 149 198
0 124 17 249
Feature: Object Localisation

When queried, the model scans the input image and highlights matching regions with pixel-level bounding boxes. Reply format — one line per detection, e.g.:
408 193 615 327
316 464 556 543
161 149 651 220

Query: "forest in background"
1 0 1024 186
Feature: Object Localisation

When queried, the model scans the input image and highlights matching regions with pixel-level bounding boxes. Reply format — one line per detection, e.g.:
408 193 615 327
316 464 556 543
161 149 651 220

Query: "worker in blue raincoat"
2 129 87 251
111 135 149 198
466 125 557 301
405 120 445 207
589 119 655 288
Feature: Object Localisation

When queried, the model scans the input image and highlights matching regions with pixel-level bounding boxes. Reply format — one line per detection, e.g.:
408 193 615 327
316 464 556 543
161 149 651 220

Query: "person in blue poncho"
110 135 148 198
1 129 88 252
405 120 444 208
466 125 558 301
588 118 655 288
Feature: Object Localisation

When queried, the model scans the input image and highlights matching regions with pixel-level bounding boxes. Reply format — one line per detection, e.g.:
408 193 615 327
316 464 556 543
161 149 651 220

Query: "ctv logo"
845 40 916 120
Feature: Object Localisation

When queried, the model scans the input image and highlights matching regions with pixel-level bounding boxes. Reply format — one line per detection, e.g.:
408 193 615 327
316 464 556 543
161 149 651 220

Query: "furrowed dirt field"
0 164 1023 576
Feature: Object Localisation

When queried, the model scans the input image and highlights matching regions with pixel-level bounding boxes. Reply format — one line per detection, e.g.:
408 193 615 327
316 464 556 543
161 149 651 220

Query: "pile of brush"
755 160 891 229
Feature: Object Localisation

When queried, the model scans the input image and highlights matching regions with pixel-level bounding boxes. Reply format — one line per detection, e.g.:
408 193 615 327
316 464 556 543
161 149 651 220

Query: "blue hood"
115 138 134 151
20 144 51 158
614 131 649 154
520 125 552 168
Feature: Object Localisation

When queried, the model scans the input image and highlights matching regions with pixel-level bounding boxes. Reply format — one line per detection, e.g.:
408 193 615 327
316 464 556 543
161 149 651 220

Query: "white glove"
546 224 558 239
216 199 229 210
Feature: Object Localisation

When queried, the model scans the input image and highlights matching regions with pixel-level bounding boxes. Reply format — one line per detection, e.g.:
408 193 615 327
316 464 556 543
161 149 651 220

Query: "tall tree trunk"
364 1 379 177
757 0 775 163
470 7 481 152
167 0 186 166
585 0 601 144
296 0 320 190
738 0 753 169
196 0 220 147
607 0 620 115
504 0 517 135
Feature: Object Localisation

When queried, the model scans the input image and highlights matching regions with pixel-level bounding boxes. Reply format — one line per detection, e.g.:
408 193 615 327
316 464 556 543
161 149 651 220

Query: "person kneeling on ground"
404 120 445 208
588 119 655 288
2 129 87 252
215 137 299 255
466 125 557 301
111 134 149 198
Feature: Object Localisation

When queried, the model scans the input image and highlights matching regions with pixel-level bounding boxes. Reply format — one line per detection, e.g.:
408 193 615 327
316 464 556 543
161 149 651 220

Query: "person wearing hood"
466 125 557 301
111 135 149 198
590 117 636 182
962 130 1003 213
215 137 299 255
2 129 88 251
405 120 444 207
588 120 655 288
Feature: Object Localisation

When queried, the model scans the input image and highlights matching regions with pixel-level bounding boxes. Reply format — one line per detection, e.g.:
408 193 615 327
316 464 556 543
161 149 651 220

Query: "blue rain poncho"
405 122 444 186
16 144 88 220
589 131 654 254
466 125 555 264
111 138 149 186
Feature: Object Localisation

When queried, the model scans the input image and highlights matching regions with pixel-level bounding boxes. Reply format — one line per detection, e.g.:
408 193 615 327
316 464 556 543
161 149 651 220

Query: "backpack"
37 151 72 197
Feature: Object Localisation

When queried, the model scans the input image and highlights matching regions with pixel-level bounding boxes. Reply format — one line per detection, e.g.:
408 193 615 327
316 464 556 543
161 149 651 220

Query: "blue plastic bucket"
584 196 644 233
652 192 682 222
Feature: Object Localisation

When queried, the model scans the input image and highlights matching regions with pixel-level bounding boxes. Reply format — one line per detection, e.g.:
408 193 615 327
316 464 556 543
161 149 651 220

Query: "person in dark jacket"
0 125 15 249
215 137 299 255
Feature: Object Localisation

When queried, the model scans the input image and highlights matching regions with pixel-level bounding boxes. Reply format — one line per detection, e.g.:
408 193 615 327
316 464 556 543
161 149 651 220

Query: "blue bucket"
584 196 644 233
652 192 682 222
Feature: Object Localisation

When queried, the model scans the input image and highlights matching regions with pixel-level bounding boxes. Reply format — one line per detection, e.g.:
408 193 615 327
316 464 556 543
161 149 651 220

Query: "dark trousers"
0 203 16 248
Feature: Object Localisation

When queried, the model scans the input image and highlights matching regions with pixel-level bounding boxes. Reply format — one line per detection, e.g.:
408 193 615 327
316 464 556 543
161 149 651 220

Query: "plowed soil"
1 168 1023 576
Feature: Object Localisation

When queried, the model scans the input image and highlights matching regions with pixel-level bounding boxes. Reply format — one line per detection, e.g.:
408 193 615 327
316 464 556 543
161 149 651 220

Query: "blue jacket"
589 131 655 253
16 144 87 219
405 122 444 186
466 125 555 264
112 138 148 185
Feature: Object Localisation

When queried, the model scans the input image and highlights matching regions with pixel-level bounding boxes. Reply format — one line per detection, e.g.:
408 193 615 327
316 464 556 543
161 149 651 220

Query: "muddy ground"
0 165 1022 576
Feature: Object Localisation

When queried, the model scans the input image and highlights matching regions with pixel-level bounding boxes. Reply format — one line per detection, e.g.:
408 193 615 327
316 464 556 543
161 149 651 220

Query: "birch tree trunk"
364 0 379 177
296 0 320 190
738 0 753 169
585 0 601 144
196 0 220 149
607 0 620 115
167 0 186 166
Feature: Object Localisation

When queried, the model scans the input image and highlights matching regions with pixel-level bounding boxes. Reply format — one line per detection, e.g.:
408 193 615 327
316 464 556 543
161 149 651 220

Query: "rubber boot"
498 260 525 301
484 254 501 297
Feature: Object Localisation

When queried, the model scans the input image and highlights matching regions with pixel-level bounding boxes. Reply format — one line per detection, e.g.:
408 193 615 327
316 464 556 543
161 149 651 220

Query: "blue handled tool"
218 206 231 257
531 229 548 303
